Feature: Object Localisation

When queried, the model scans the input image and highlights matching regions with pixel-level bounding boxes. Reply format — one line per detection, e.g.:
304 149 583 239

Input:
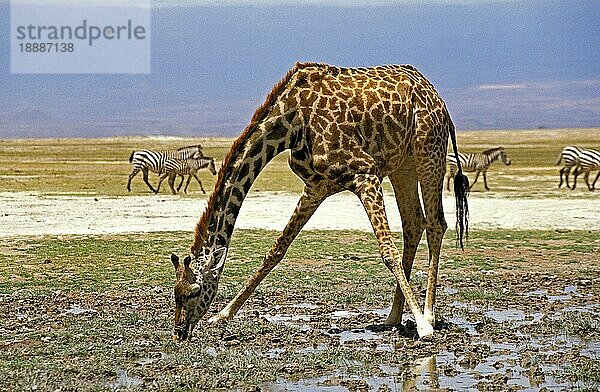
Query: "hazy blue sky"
1 0 599 137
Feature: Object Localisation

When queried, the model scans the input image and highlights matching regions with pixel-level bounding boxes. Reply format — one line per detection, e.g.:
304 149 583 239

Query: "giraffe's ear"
171 254 180 269
183 255 192 268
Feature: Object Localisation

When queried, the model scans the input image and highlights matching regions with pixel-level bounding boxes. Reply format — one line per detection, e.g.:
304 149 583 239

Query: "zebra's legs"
167 174 178 194
584 171 593 191
141 168 157 193
446 166 456 191
571 166 581 190
127 168 140 192
176 175 185 192
559 167 572 189
155 173 168 194
187 173 205 194
592 170 600 191
469 170 481 190
483 171 490 191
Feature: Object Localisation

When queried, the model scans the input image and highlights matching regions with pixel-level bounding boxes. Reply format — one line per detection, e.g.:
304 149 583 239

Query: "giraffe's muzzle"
173 323 190 341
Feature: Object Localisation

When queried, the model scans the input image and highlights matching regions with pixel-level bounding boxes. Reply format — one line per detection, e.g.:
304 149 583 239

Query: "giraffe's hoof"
416 321 434 339
424 312 436 326
207 314 229 325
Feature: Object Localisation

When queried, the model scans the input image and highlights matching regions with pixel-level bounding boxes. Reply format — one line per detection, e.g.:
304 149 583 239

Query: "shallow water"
262 303 600 391
106 369 143 389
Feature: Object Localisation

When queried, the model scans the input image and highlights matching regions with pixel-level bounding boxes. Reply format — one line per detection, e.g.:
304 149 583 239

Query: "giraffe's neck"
192 119 300 254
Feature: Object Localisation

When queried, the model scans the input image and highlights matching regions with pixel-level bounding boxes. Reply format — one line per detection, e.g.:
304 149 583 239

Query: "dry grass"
0 128 598 197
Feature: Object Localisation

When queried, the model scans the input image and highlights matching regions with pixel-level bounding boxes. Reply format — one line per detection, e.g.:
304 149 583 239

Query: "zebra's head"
208 158 217 175
499 148 511 166
170 248 227 341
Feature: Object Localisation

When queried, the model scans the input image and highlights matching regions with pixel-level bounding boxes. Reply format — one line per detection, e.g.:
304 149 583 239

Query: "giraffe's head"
170 247 227 341
499 147 511 166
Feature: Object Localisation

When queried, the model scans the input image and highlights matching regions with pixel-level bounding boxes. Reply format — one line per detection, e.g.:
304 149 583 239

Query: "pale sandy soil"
1 191 598 237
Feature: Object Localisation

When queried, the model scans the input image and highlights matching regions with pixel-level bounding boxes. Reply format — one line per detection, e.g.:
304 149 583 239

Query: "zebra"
155 157 217 194
446 147 511 191
127 145 204 193
555 145 582 189
572 148 600 191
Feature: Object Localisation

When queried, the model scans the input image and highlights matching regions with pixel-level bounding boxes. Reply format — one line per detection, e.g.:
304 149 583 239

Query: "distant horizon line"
2 126 599 140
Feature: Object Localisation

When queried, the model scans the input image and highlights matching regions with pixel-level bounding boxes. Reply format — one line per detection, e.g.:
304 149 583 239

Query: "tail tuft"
129 151 135 163
555 153 563 165
453 172 469 249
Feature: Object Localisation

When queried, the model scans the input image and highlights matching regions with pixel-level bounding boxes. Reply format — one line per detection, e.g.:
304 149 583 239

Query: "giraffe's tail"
448 123 469 249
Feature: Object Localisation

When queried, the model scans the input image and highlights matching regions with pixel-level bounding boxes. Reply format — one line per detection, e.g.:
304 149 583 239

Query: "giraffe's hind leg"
385 158 425 325
350 173 433 337
414 135 448 326
207 181 338 324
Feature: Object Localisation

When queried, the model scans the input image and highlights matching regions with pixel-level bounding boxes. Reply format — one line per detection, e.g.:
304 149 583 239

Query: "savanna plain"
0 128 599 391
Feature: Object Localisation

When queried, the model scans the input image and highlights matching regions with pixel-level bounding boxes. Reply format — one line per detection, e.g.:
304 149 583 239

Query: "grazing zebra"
556 145 582 189
127 145 204 192
572 148 600 191
446 147 511 191
155 157 217 194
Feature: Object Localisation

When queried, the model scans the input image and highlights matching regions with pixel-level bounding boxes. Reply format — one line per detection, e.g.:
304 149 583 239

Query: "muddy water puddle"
260 299 599 391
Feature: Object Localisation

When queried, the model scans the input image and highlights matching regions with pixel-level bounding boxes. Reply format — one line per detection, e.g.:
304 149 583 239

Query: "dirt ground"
1 191 599 237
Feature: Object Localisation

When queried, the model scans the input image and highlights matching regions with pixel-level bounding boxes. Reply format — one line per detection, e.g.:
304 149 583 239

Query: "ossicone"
171 253 179 268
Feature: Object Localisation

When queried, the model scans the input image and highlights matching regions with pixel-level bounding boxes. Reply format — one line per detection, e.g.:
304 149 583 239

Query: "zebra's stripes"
127 145 204 192
446 147 511 191
155 157 217 194
572 148 600 191
556 145 582 189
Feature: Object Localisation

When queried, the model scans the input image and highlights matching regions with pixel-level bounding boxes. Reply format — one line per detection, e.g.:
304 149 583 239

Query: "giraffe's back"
293 63 452 176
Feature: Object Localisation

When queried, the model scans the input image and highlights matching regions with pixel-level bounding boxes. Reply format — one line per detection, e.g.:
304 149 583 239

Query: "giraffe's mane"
190 62 321 256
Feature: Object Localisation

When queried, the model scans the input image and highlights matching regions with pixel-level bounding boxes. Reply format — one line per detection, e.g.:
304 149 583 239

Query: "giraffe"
170 62 469 341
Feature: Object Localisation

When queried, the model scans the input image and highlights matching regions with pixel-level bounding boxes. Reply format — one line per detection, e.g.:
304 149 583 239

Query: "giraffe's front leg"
208 182 335 324
352 174 433 338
